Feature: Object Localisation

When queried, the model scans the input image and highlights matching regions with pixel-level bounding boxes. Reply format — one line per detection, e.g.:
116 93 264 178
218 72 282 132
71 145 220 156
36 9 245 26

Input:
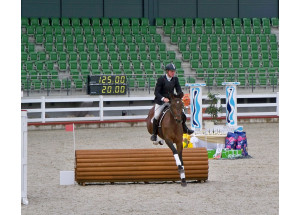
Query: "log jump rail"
75 148 209 185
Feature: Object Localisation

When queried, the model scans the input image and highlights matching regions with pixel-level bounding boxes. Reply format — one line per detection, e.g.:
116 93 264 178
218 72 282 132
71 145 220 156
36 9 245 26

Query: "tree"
205 92 222 124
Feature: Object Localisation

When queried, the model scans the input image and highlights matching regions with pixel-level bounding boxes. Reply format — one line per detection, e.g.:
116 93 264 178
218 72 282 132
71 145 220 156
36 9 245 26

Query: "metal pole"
127 78 130 97
47 77 50 96
148 76 150 94
251 75 254 93
67 78 69 96
272 75 275 92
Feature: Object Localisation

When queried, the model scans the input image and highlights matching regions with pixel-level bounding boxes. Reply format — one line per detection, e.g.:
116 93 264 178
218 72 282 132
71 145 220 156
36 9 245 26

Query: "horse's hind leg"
165 139 187 187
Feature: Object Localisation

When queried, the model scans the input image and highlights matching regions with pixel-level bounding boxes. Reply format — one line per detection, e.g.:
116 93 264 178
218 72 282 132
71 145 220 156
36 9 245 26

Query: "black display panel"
87 75 127 95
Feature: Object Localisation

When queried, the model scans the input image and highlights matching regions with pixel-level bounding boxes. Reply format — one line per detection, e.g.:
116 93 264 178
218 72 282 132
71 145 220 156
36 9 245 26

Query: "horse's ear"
178 92 184 99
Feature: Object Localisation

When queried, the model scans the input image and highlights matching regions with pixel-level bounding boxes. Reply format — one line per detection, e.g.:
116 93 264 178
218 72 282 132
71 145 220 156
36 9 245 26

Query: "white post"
21 111 28 205
222 82 240 127
41 96 45 123
185 83 206 132
99 95 104 121
276 92 279 116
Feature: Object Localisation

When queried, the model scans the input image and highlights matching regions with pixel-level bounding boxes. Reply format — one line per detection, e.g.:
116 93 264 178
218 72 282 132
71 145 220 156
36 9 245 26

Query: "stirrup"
150 134 157 141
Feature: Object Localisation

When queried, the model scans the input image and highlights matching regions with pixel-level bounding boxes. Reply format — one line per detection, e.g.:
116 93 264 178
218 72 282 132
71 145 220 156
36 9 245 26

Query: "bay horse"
146 92 187 187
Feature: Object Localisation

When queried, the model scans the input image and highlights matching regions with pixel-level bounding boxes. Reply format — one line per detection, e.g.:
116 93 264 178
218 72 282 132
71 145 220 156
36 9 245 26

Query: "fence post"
21 111 28 205
41 96 46 123
276 92 279 116
47 77 50 96
99 95 104 121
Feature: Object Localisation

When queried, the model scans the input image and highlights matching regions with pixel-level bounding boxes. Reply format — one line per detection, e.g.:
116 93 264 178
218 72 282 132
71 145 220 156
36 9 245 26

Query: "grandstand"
21 16 279 96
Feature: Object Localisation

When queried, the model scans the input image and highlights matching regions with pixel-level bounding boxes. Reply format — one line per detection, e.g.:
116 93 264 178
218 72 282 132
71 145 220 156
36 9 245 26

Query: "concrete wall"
21 0 279 24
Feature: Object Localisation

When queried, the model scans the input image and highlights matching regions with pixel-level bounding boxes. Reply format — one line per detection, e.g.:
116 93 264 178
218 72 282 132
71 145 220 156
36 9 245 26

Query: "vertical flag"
65 124 74 132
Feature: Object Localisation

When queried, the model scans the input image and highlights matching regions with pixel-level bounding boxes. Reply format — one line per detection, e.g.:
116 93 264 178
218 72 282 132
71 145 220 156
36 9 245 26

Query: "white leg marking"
174 154 182 166
180 166 185 179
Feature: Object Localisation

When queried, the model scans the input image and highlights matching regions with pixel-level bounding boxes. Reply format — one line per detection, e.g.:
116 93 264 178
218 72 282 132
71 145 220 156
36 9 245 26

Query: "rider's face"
167 70 176 78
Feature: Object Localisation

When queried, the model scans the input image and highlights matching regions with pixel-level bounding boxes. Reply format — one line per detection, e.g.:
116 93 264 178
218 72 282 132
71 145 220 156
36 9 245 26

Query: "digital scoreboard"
87 75 127 95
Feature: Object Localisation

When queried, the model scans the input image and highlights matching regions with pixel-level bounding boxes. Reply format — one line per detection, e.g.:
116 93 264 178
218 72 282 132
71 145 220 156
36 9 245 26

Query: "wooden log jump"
75 148 208 185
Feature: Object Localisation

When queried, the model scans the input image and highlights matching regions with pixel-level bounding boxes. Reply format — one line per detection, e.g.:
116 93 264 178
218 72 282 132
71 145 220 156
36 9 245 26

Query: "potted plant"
205 92 222 124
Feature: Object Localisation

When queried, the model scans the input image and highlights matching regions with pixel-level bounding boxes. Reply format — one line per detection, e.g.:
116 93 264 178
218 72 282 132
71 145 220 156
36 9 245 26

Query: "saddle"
157 106 170 128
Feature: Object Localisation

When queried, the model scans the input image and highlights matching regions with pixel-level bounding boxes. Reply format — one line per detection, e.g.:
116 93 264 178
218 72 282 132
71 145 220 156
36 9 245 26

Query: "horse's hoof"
158 140 164 145
181 179 187 187
153 141 159 145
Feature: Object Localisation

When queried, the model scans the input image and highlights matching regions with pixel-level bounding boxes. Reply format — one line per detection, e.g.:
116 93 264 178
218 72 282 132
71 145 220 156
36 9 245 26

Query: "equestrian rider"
150 63 194 141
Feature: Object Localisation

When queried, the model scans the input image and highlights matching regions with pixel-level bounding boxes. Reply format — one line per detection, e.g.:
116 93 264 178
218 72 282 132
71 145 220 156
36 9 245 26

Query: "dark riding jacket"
154 75 182 105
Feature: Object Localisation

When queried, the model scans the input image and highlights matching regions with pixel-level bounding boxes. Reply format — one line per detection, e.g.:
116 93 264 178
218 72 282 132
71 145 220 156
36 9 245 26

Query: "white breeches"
154 103 169 120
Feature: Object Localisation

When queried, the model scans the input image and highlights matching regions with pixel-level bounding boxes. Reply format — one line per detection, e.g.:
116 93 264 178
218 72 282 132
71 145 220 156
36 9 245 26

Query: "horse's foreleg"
177 145 187 187
165 139 187 187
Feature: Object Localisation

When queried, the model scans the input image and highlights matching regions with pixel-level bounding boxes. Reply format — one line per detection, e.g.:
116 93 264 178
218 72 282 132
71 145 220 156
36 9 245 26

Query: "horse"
146 92 187 187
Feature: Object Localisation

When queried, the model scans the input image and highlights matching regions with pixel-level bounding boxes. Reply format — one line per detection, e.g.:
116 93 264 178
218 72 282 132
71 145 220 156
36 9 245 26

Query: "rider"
150 63 194 141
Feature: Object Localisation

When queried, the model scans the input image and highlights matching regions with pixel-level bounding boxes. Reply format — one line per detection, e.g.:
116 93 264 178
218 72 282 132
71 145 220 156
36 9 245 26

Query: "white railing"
21 93 279 123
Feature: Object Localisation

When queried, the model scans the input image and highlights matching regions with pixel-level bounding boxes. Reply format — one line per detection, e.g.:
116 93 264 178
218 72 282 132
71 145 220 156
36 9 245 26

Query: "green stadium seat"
253 26 261 34
50 18 60 26
195 26 203 34
214 26 223 34
223 18 232 26
131 18 140 26
234 26 242 34
30 17 39 26
110 18 120 26
231 60 240 68
155 18 164 27
242 18 251 27
262 18 270 27
61 17 70 26
271 17 279 27
71 18 80 26
165 18 174 26
214 18 222 26
195 18 203 26
81 18 90 26
222 60 230 68
182 51 190 61
272 59 279 67
101 18 110 26
252 59 260 68
22 17 29 27
204 18 213 26
252 18 261 27
91 18 100 26
26 26 35 35
121 18 130 26
233 18 242 26
167 51 176 60
224 26 232 34
270 42 278 51
270 51 278 59
175 18 184 26
229 34 238 43
185 18 193 26
204 26 213 34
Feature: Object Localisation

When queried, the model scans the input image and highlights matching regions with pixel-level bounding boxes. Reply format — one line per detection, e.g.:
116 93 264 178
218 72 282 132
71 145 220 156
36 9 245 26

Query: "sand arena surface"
22 123 278 215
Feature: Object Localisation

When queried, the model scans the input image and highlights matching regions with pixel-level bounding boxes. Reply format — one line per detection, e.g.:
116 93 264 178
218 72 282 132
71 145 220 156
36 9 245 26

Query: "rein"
169 104 183 124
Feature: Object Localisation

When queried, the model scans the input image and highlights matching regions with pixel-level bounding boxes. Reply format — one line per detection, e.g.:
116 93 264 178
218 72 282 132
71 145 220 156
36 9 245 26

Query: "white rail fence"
21 93 279 123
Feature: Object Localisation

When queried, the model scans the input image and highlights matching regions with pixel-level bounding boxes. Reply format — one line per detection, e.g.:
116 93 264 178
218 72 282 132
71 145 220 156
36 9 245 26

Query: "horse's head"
169 92 184 124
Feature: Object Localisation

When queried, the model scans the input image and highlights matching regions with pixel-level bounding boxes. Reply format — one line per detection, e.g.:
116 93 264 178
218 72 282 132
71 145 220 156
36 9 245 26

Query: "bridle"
169 99 183 124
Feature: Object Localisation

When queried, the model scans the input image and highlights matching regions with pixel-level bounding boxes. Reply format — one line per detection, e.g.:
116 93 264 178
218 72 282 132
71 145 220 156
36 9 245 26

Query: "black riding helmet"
165 63 176 71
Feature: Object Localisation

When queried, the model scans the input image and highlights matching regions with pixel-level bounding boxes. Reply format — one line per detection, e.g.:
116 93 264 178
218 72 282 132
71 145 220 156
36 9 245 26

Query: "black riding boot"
182 122 194 135
181 112 194 135
150 118 159 141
